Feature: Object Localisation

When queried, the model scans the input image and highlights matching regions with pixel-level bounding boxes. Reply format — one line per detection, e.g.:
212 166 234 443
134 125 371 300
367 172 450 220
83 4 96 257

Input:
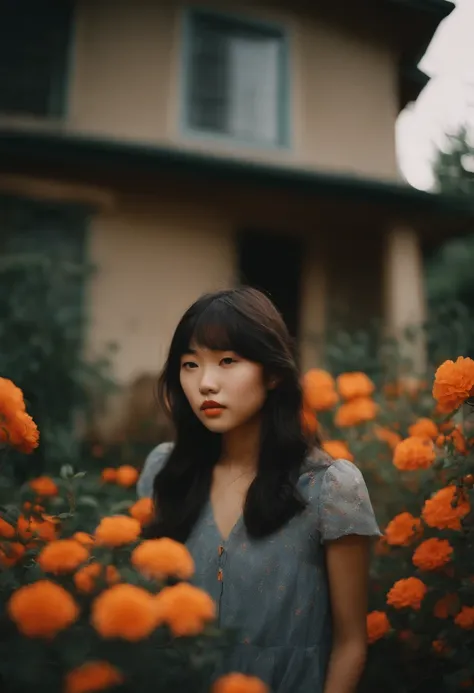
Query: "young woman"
137 287 380 693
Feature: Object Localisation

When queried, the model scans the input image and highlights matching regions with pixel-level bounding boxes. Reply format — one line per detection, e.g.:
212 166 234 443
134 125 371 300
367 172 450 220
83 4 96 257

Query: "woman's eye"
221 357 236 366
181 361 198 369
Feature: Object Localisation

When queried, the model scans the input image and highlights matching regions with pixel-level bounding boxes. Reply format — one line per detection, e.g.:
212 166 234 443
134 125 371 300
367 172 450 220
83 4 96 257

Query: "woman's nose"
199 368 220 395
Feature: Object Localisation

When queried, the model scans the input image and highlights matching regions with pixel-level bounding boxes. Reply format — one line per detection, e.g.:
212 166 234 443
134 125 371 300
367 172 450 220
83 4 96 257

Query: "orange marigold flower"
432 640 447 654
29 476 58 497
6 410 39 453
101 468 117 483
94 516 141 547
64 661 124 693
334 397 378 427
433 356 474 412
0 541 25 567
129 498 154 526
0 377 26 413
212 673 269 693
386 577 427 610
301 401 319 436
385 512 422 546
434 594 459 619
422 486 470 531
393 437 435 471
17 514 58 543
155 582 216 636
412 538 453 571
115 465 139 488
450 426 468 455
0 516 15 539
374 426 401 450
131 538 195 581
91 584 158 641
38 539 89 574
322 440 354 462
7 579 79 638
73 532 95 547
337 372 375 401
408 418 439 440
367 611 390 644
302 369 338 412
74 563 120 594
455 606 474 630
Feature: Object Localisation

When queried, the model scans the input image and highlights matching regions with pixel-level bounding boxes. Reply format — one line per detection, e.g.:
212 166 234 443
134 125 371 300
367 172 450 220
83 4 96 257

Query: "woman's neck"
219 416 261 472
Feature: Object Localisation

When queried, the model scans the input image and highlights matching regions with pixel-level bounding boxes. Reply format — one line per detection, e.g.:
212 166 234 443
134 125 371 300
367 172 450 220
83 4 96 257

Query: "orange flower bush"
367 611 390 644
64 661 124 693
361 355 474 691
393 436 436 471
0 377 244 693
337 372 375 401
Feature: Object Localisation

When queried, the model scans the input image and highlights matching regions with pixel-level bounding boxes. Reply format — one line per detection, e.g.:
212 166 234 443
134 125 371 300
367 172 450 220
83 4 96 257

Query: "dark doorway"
237 230 304 339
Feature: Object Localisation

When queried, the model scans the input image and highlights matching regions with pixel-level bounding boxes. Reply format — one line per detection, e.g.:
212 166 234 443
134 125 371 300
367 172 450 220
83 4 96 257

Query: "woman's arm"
323 535 370 693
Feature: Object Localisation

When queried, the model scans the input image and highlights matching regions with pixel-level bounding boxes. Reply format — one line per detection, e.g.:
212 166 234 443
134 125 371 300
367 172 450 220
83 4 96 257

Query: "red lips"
201 400 224 410
200 401 225 418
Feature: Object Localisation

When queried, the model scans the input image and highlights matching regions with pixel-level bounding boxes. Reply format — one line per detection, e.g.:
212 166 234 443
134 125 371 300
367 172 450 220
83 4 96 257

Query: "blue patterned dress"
137 443 380 693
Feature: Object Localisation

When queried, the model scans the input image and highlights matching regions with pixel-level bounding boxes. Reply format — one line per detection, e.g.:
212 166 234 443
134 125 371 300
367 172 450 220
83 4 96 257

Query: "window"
0 0 73 117
183 10 290 146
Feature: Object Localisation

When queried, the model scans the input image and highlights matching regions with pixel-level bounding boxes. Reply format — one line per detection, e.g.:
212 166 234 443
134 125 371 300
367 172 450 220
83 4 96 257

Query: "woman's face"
179 344 268 433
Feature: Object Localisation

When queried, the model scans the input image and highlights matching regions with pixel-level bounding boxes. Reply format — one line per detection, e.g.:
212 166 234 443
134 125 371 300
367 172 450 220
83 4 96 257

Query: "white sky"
396 0 474 190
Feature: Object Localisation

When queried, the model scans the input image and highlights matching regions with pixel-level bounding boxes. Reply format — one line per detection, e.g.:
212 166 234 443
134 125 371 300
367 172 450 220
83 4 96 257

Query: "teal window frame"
180 7 292 149
0 0 74 119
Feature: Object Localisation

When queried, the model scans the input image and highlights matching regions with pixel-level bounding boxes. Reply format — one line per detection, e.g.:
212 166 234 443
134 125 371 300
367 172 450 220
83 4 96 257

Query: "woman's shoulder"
300 447 368 497
136 441 174 498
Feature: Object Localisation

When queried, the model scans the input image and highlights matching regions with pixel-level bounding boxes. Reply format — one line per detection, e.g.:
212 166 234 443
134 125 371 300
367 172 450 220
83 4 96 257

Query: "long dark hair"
144 287 320 543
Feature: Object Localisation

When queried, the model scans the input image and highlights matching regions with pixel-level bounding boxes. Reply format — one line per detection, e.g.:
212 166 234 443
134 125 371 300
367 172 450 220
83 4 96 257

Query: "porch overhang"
0 128 473 239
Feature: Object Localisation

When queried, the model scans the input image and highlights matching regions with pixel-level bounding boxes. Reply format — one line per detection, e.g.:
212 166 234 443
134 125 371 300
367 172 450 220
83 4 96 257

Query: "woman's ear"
267 375 281 391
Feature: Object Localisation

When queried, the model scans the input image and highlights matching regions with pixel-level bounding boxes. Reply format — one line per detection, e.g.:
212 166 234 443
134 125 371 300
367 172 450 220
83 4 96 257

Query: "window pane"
227 36 280 143
186 13 285 144
0 0 71 117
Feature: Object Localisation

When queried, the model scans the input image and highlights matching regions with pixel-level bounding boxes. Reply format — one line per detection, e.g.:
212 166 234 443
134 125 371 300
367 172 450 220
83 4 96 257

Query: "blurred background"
1 0 474 487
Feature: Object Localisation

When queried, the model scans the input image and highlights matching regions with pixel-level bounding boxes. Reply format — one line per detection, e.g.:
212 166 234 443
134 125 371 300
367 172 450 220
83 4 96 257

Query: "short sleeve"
318 459 381 543
136 442 174 499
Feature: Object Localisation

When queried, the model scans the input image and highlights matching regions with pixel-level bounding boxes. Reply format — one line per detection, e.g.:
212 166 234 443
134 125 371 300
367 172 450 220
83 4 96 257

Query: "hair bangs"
182 297 260 361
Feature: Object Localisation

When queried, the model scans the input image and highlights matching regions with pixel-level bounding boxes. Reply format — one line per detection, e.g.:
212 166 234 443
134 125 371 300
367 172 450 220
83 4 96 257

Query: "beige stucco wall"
65 0 399 180
86 195 236 382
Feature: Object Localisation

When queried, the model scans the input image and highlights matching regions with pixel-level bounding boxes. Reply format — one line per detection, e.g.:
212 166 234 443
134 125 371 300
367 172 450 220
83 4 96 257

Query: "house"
0 0 472 412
